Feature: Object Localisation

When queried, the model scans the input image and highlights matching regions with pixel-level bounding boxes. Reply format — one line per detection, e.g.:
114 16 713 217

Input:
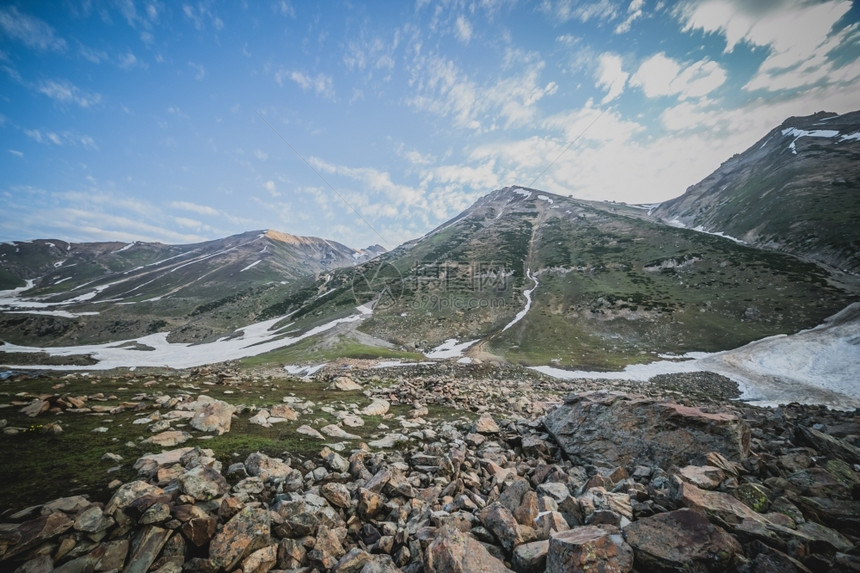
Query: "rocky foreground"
0 367 858 572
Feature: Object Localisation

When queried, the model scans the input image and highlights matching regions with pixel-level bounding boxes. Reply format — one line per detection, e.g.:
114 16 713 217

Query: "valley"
0 111 859 573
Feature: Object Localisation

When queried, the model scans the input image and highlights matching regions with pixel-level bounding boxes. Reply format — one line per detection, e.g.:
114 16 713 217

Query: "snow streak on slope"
502 269 537 332
0 307 373 370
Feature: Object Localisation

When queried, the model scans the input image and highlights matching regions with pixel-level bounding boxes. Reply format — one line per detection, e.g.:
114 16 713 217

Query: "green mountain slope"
652 110 860 273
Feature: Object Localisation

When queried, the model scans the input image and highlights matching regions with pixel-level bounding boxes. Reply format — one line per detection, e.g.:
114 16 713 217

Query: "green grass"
0 370 470 513
240 337 424 367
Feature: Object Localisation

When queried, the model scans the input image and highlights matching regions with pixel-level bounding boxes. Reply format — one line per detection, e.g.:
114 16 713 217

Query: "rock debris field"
0 361 858 572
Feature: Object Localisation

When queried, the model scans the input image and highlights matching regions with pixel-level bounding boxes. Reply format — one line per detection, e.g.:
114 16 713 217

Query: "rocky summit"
0 364 857 573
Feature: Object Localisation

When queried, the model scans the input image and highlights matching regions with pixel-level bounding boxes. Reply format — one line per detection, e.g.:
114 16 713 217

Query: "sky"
1 1 859 251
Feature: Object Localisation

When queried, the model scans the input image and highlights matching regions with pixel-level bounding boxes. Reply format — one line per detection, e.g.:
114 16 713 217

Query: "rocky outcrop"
1 390 857 573
543 391 750 468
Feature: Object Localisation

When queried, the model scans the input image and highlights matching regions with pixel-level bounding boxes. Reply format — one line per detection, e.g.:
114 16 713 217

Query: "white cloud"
406 50 557 130
263 180 280 197
254 149 268 160
118 51 139 69
281 70 335 99
680 0 856 92
8 149 23 157
540 0 620 23
615 0 644 33
36 79 101 107
595 53 629 103
0 6 67 52
171 201 220 217
455 15 473 44
630 53 726 99
188 62 206 81
182 3 224 31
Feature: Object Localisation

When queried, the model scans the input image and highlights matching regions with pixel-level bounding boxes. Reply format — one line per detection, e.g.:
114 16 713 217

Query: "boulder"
244 452 292 481
624 509 742 571
543 392 750 468
177 465 229 501
424 526 511 573
361 399 390 416
473 413 501 434
185 395 236 435
142 430 191 447
546 526 631 573
209 506 271 571
328 376 362 391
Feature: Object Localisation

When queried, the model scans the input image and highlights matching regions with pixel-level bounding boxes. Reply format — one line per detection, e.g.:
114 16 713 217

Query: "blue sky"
1 1 859 250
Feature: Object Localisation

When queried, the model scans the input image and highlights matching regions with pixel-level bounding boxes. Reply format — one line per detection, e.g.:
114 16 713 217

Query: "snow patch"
426 338 481 359
285 363 328 377
513 189 532 199
240 260 262 272
537 195 554 204
0 308 372 370
781 127 840 154
112 242 136 254
839 131 860 142
533 303 860 410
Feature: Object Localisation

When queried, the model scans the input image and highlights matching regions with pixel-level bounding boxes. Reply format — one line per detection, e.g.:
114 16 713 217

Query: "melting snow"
513 189 532 199
112 242 136 254
0 305 373 370
502 269 537 332
7 310 100 318
533 303 860 410
537 195 554 204
373 360 435 368
839 131 860 142
285 363 328 377
781 127 840 154
240 260 262 272
426 338 481 359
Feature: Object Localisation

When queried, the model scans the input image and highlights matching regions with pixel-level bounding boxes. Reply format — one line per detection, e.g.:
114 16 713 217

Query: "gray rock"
624 508 741 572
543 391 750 468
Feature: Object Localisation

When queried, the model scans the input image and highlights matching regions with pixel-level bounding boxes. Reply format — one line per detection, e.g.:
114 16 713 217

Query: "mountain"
0 230 383 346
651 110 860 273
210 185 852 371
2 113 858 372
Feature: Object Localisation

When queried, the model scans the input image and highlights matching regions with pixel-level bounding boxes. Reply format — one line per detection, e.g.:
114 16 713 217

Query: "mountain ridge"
651 110 860 272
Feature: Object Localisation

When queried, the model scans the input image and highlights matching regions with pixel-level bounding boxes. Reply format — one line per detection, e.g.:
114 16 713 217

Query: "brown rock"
1 512 74 560
546 525 630 573
181 516 218 547
142 430 192 447
105 481 166 516
543 392 750 468
473 413 501 434
624 509 742 572
210 506 271 571
358 488 383 519
20 399 49 417
321 482 352 509
514 491 539 526
186 395 236 435
177 465 229 501
244 452 292 481
241 543 278 573
513 539 549 573
678 465 726 490
270 403 299 421
478 502 524 553
330 376 361 390
424 526 511 573
125 526 173 573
